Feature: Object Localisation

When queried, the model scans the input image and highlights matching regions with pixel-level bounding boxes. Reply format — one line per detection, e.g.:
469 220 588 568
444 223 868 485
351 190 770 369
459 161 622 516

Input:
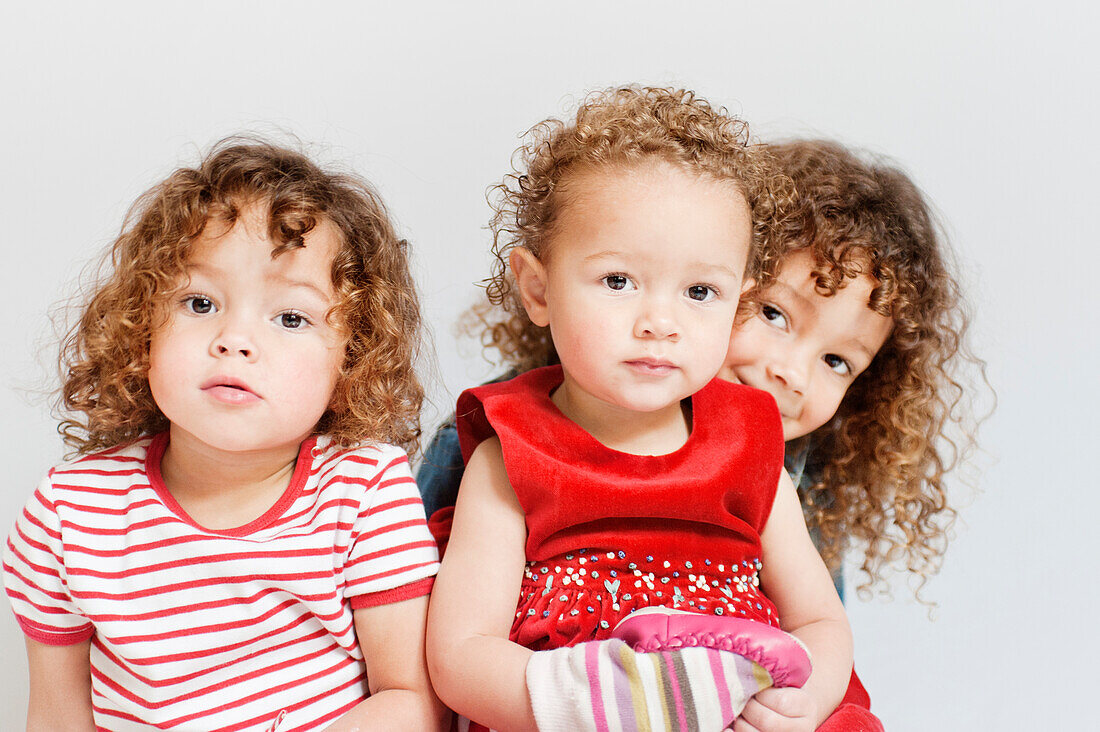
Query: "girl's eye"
185 296 214 315
823 353 851 376
602 274 635 291
278 312 308 329
760 304 788 329
686 285 717 303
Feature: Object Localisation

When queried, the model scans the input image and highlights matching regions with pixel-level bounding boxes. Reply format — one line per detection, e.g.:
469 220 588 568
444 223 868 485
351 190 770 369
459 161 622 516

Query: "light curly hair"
59 137 423 455
762 140 987 597
468 86 793 370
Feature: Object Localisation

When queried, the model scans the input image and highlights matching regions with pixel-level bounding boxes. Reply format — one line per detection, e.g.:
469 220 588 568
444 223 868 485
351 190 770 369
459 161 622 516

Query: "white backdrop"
1 2 1095 729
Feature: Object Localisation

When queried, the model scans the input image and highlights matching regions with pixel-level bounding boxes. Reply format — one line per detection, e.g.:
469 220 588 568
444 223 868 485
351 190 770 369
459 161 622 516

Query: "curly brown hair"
762 139 986 596
468 86 793 370
59 137 423 455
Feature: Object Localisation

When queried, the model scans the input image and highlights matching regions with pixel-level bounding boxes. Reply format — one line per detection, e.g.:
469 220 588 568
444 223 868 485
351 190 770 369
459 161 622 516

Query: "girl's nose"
633 300 680 340
765 356 808 395
210 323 257 361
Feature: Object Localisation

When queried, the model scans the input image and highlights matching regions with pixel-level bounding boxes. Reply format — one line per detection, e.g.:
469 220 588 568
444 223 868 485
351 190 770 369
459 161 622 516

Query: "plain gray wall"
1 2 1095 728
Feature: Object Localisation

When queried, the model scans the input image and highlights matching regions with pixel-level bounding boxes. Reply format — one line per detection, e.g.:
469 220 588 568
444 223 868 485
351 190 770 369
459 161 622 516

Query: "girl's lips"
625 359 676 376
202 384 261 405
200 378 261 405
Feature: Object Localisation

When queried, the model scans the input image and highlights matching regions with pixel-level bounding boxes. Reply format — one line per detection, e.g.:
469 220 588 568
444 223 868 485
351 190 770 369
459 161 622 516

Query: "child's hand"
733 687 823 732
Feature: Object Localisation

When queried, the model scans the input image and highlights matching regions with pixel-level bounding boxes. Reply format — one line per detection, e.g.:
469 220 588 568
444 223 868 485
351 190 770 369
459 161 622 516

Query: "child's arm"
324 595 449 731
426 436 538 731
737 470 854 732
25 637 95 731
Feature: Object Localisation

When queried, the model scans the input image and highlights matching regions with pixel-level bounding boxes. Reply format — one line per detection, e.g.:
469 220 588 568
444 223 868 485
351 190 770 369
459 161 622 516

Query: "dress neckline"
528 365 713 462
144 432 316 537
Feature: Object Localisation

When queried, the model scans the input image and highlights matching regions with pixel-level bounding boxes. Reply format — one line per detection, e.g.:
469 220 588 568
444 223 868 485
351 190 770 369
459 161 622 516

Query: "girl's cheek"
816 386 850 430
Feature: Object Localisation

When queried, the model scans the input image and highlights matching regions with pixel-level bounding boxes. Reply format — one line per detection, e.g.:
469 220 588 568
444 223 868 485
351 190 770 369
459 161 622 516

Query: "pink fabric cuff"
349 576 435 609
611 608 812 688
15 614 94 646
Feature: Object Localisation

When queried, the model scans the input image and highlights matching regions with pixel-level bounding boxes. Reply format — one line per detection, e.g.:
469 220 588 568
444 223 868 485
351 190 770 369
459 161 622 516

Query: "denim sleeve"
786 446 845 603
824 540 846 603
416 418 465 519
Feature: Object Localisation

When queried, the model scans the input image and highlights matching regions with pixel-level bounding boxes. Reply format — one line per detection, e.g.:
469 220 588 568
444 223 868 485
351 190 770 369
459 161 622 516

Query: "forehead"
775 249 877 294
547 162 752 269
186 208 341 284
771 249 893 345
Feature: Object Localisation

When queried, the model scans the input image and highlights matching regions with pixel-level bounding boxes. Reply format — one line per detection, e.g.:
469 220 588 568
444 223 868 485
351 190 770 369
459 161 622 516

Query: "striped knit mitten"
526 638 773 732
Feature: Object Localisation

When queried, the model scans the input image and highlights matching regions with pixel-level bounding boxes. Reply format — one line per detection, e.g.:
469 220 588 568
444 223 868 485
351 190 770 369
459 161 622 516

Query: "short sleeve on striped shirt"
3 475 94 646
342 447 439 607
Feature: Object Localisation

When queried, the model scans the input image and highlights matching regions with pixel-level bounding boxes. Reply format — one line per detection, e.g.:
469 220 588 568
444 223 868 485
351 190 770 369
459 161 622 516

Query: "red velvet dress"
456 365 786 651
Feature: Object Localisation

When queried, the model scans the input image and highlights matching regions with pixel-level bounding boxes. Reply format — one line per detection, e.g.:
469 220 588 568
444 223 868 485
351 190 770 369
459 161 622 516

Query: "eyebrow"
187 263 333 301
846 339 879 363
276 277 332 301
763 280 812 307
582 250 741 278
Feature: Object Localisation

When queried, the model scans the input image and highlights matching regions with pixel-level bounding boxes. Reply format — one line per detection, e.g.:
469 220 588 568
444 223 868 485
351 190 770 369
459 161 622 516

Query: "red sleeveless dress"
456 365 786 651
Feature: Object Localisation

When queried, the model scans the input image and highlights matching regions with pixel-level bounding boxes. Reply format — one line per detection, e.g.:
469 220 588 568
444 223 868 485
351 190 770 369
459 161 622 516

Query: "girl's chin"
781 421 807 442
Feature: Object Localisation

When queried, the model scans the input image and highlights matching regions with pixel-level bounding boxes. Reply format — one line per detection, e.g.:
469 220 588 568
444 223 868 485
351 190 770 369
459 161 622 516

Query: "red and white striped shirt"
3 433 440 731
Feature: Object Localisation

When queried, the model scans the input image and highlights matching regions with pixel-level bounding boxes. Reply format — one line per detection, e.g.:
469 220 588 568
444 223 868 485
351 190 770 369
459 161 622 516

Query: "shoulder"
309 437 413 484
456 366 564 462
701 378 779 412
8 437 158 568
466 435 504 470
694 381 785 501
457 365 561 411
51 435 155 474
304 438 423 523
697 379 782 436
35 436 157 504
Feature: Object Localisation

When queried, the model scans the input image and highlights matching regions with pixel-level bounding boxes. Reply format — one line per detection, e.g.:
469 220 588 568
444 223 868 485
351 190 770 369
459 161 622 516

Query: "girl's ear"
510 247 551 327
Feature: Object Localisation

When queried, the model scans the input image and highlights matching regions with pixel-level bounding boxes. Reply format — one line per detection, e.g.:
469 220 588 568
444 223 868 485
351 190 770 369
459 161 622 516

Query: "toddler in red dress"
426 88 861 732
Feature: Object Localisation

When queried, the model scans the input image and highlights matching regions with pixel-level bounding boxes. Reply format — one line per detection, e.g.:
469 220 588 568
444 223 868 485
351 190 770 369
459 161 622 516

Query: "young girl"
422 132 975 730
724 139 978 604
3 140 447 731
426 88 858 732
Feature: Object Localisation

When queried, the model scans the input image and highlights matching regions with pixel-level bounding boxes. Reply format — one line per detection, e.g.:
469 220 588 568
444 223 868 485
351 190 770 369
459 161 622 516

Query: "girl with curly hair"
3 139 447 731
426 87 873 732
423 127 978 730
724 139 979 607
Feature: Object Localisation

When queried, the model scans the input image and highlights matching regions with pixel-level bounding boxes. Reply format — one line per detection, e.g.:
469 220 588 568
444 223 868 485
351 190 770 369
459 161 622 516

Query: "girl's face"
514 162 752 420
720 250 894 441
148 208 345 456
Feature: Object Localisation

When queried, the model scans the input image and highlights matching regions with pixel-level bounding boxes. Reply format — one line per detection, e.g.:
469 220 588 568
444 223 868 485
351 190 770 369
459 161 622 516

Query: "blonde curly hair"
762 140 986 596
469 86 793 369
59 137 423 455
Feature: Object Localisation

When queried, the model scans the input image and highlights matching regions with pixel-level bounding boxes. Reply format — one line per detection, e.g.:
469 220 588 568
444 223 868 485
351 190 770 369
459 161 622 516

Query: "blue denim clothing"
416 409 845 601
417 416 463 519
784 440 845 600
